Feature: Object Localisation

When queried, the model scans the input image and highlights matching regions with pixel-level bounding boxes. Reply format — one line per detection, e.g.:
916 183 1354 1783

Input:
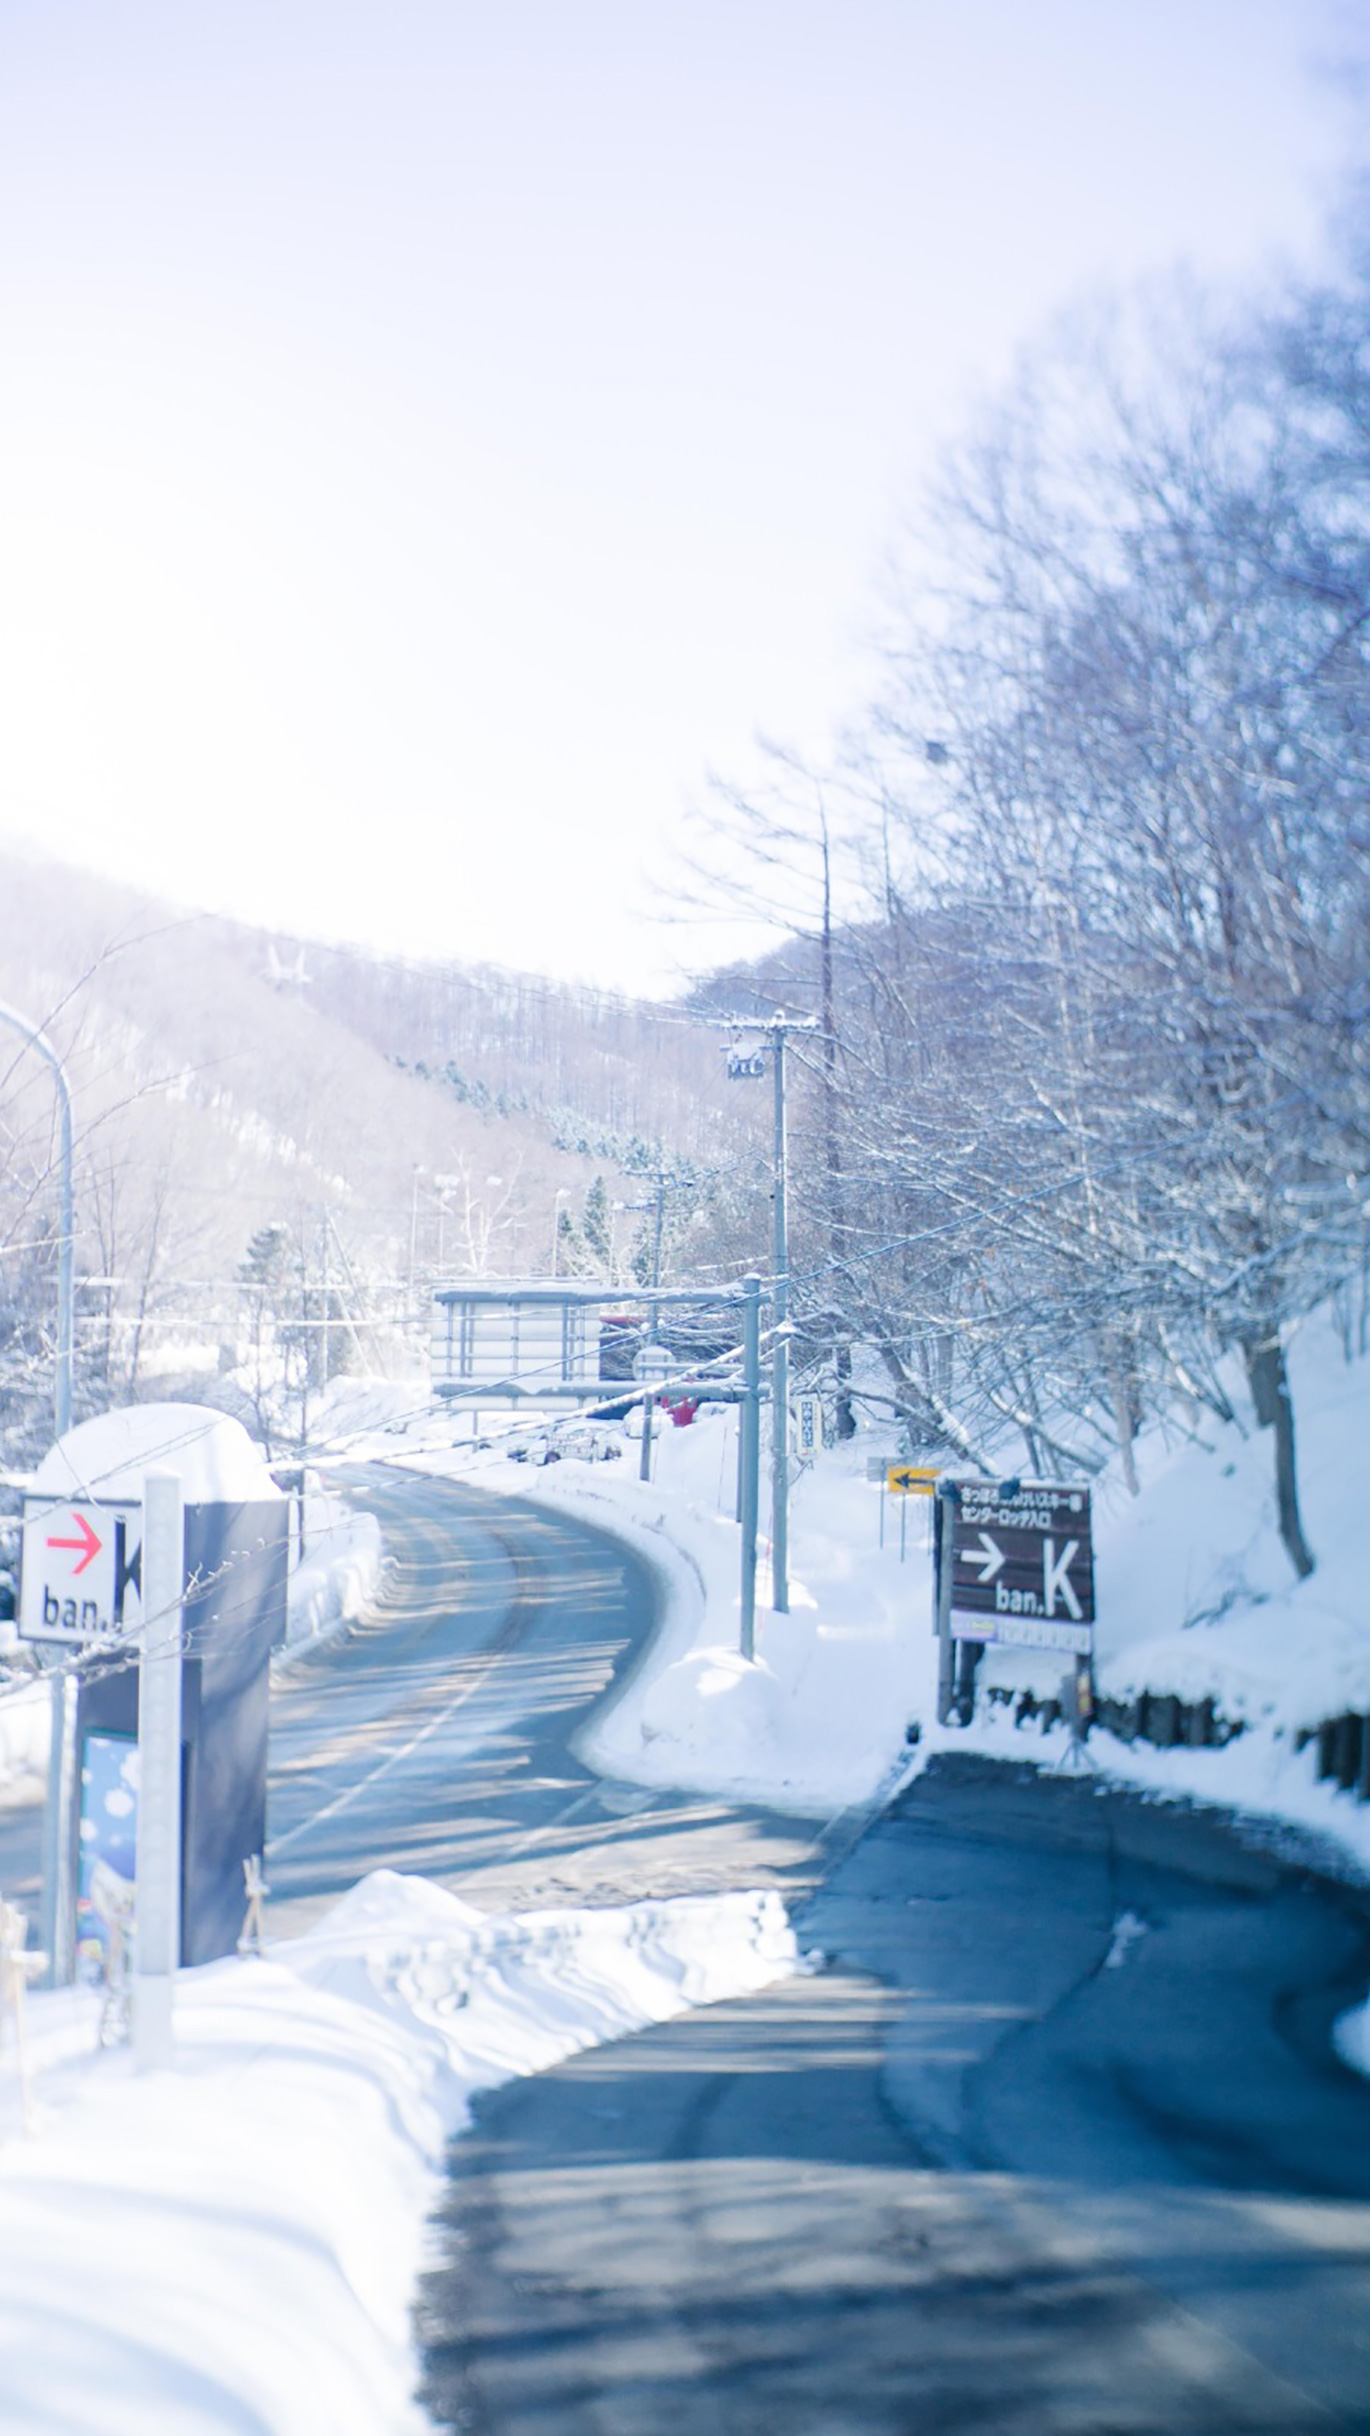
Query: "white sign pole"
39 1669 78 1987
134 1470 184 2072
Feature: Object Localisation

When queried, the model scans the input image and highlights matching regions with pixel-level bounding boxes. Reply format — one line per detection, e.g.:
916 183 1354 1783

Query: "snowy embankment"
279 1478 383 1658
345 1313 1370 1872
307 1315 1365 1900
328 1318 1370 2065
3 1328 1366 2431
367 1405 927 1817
409 1325 1365 1851
0 1875 797 2435
0 1676 46 1807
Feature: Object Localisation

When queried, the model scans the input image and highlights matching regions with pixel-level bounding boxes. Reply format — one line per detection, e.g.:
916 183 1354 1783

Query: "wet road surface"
418 1758 1370 2433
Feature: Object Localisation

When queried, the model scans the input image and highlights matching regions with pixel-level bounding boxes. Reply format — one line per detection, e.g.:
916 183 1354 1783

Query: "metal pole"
40 1668 78 1987
739 1275 761 1661
770 1025 790 1614
134 1470 184 2071
0 1001 78 1988
408 1166 421 1300
638 1173 667 1485
0 1000 74 1438
935 1480 958 1725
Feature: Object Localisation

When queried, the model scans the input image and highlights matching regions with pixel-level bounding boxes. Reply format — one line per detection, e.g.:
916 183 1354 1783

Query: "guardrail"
984 1684 1240 1747
1306 1711 1370 1803
986 1679 1370 1805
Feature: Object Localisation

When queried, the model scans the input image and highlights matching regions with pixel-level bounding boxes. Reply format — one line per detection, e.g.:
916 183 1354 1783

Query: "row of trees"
706 220 1370 1577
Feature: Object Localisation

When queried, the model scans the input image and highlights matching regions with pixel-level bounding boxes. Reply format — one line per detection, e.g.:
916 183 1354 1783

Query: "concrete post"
739 1276 761 1662
770 1026 790 1614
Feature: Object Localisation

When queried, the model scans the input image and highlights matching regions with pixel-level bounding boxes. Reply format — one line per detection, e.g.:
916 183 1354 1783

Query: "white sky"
0 1 1358 996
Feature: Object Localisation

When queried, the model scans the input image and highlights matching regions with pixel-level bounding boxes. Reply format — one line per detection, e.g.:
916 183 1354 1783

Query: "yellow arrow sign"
886 1465 939 1496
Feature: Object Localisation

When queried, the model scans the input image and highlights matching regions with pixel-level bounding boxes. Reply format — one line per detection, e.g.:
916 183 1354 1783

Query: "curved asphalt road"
265 1463 831 1934
416 1752 1370 2433
329 1462 1370 2436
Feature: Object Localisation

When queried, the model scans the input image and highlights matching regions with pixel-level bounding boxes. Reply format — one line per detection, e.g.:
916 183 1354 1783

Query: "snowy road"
419 1756 1370 2433
266 1463 831 1932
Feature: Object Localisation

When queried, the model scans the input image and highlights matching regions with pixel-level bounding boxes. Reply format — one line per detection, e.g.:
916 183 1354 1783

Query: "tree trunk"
1243 1337 1315 1580
1108 1355 1140 1497
819 823 857 1439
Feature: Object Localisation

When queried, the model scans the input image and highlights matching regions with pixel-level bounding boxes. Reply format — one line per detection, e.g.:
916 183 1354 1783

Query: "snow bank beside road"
0 1676 47 1806
0 1874 798 2436
374 1408 930 1815
351 1309 1370 1872
281 1481 383 1657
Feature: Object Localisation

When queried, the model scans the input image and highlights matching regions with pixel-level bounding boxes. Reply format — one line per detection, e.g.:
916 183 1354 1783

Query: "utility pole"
713 1011 816 1616
770 1025 791 1614
319 1209 330 1397
739 1275 761 1660
637 1168 669 1485
408 1166 422 1303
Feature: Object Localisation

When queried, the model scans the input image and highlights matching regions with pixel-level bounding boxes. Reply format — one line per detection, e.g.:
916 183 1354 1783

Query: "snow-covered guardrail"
1029 1681 1370 1807
1095 1689 1243 1753
281 1483 382 1657
1306 1711 1370 1805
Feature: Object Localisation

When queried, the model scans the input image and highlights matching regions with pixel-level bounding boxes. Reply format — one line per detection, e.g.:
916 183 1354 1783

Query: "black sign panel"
944 1480 1094 1654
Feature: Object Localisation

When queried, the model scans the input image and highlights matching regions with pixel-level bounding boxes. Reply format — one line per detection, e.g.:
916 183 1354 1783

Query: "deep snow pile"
0 1874 798 2435
279 1475 383 1656
0 1676 46 1807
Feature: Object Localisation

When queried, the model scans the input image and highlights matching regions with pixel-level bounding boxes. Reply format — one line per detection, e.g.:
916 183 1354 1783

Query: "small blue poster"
76 1730 138 1979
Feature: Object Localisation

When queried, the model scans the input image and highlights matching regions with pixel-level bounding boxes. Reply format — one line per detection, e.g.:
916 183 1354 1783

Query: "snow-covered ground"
279 1474 383 1658
329 1310 1370 1879
0 1674 47 1810
321 1312 1370 2097
0 1877 797 2434
2 1319 1367 2431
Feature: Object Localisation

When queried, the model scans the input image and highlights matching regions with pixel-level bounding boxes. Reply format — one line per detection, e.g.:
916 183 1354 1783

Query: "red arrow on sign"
47 1512 103 1574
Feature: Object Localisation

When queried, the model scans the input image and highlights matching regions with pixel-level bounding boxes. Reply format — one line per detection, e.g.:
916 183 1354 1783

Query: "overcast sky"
0 2 1358 996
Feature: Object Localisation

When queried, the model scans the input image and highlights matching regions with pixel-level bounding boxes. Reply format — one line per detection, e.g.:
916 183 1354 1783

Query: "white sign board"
19 1497 143 1645
633 1344 674 1385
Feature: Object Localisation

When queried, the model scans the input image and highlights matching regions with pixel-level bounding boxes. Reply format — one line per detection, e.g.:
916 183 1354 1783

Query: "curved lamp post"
0 1001 77 1984
0 999 74 1440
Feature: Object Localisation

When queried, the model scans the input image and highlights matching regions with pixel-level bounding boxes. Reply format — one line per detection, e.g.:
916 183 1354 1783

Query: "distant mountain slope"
213 921 736 1160
0 846 761 1453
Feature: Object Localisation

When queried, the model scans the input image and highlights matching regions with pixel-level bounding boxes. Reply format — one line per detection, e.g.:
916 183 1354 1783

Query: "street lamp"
0 1000 74 1440
0 1001 77 1992
719 1011 817 1618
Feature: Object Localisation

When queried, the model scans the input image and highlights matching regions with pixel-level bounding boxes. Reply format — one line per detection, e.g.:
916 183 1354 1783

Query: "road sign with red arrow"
19 1497 143 1644
45 1511 104 1574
